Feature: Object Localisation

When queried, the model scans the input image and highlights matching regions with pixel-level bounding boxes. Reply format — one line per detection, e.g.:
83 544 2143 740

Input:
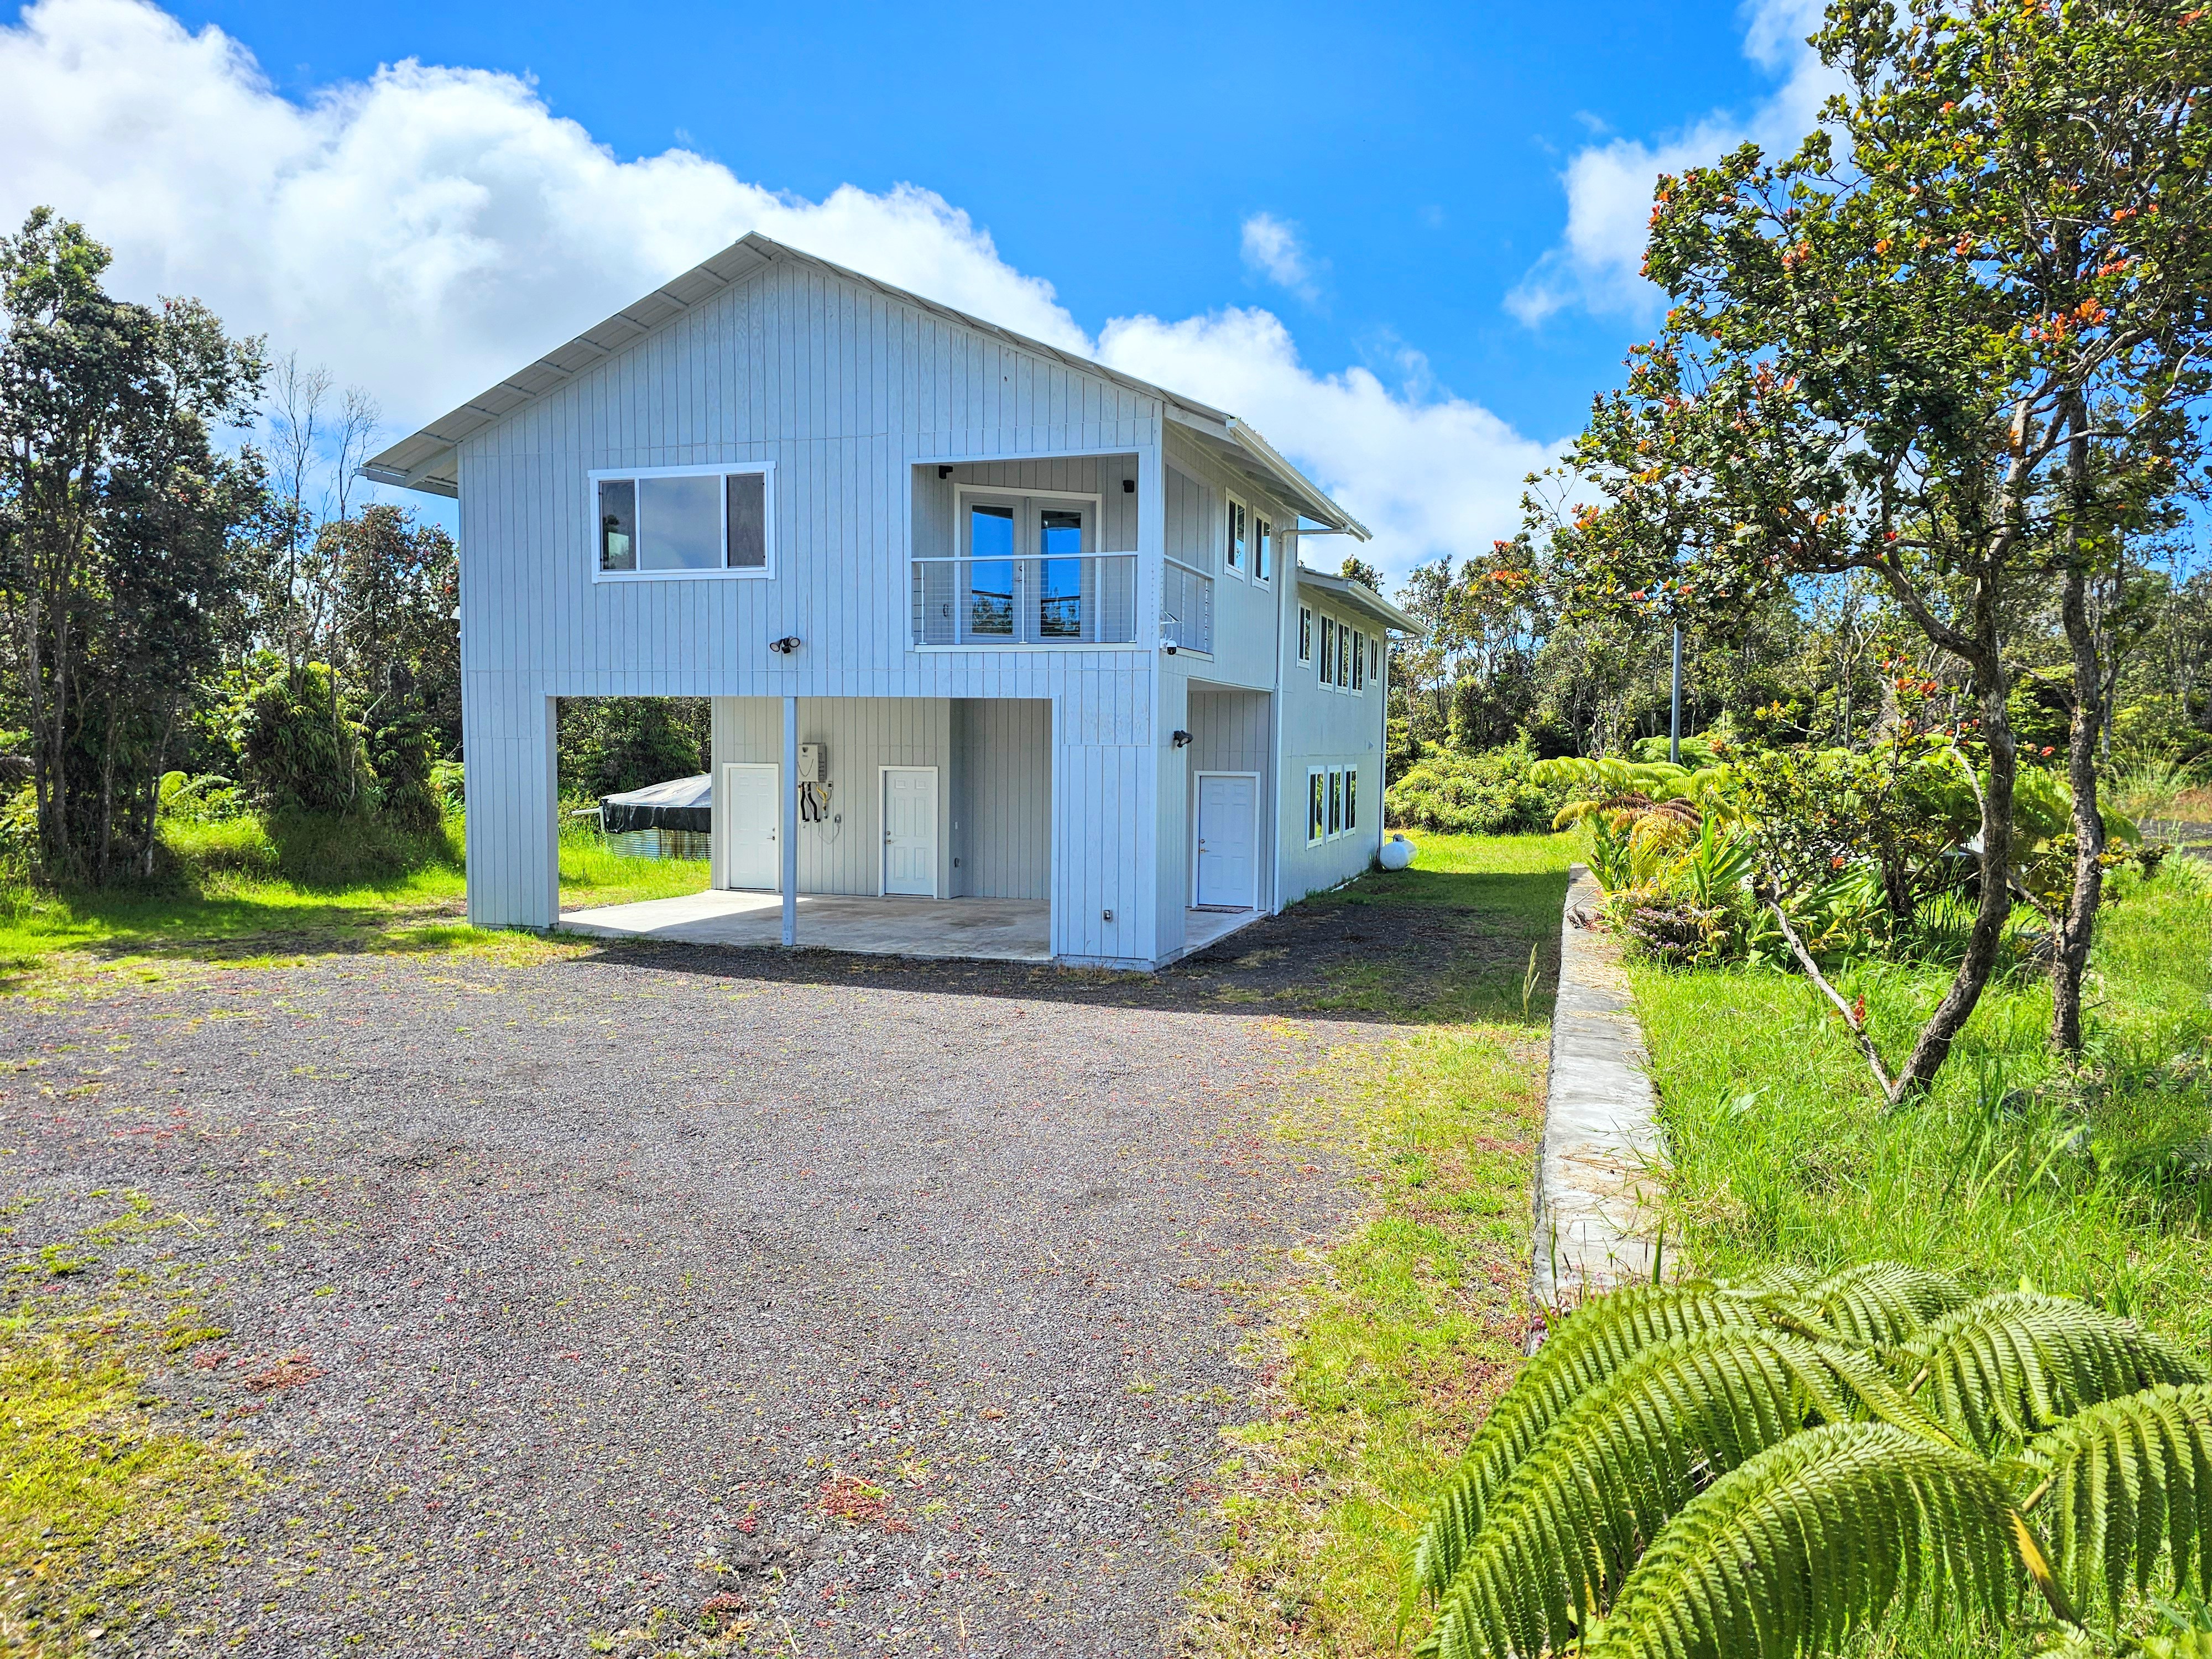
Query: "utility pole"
1670 624 1683 765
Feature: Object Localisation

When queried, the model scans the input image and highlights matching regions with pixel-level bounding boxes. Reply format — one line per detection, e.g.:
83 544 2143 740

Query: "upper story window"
1352 627 1366 691
593 463 771 581
1297 604 1313 662
914 487 1136 646
1225 497 1248 578
1319 615 1336 684
1254 515 1274 583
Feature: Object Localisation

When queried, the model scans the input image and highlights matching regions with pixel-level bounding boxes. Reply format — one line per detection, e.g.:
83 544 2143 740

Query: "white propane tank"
1379 833 1417 871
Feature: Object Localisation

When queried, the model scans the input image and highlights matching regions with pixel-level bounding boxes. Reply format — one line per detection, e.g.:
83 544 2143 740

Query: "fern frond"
2020 1383 2212 1617
1579 1422 2025 1659
1895 1293 2207 1451
1418 1284 1769 1567
1421 1331 1949 1656
1797 1261 1972 1347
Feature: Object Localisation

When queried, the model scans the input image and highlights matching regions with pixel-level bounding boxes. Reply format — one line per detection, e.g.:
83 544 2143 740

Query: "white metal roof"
1295 564 1422 634
362 231 1370 540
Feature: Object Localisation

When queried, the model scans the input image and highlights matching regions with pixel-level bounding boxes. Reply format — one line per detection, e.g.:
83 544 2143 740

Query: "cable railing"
910 554 1139 646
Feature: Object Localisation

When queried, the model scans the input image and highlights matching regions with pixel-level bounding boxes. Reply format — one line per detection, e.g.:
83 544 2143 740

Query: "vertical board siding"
457 253 1171 959
1276 587 1389 903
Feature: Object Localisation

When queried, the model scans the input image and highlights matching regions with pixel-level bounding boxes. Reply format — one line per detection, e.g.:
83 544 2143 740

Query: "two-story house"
364 233 1416 971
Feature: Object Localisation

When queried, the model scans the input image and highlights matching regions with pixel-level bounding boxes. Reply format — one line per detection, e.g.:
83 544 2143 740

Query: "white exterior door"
881 767 937 897
720 763 780 891
1195 773 1258 909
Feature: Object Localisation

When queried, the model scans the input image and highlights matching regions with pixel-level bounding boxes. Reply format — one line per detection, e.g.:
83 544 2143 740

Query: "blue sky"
1 0 1834 576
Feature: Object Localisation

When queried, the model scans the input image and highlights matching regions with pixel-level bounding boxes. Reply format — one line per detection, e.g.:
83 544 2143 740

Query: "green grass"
1188 832 1573 1656
2 1231 248 1654
1631 857 2212 1353
0 812 716 990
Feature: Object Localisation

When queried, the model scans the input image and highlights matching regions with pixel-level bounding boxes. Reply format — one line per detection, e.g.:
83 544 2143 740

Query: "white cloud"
0 0 1556 582
1238 211 1320 302
1099 309 1552 566
1507 0 1840 325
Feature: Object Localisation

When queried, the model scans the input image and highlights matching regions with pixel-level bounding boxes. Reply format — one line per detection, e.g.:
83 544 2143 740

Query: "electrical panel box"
798 743 825 784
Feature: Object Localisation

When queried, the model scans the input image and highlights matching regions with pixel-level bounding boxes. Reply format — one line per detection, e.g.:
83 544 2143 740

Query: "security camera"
1162 641 1178 655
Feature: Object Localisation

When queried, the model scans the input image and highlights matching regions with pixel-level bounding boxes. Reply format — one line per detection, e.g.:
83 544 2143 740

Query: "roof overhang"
363 232 1368 537
1296 564 1421 634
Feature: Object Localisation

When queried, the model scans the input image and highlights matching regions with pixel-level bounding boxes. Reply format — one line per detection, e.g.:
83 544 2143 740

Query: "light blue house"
366 234 1415 969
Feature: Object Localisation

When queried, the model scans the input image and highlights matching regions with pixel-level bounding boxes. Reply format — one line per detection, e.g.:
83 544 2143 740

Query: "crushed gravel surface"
4 935 1394 1657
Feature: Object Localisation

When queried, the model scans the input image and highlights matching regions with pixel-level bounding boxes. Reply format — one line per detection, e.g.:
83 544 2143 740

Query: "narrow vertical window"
1321 618 1335 686
1298 606 1313 662
598 479 637 572
1370 636 1381 682
1225 498 1247 574
1352 629 1365 691
726 471 766 568
1328 768 1343 837
966 503 1016 637
1308 771 1325 844
1254 517 1273 582
1338 623 1352 689
1345 768 1359 832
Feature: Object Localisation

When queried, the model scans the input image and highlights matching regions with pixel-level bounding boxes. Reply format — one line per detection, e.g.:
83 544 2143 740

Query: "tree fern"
1893 1293 2206 1451
1577 1422 2033 1659
1413 1266 2212 1658
1425 1283 1772 1558
1797 1261 1972 1348
1420 1331 1949 1657
2019 1383 2212 1617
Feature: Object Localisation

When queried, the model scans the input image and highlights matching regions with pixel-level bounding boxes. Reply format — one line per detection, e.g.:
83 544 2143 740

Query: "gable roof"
361 231 1368 539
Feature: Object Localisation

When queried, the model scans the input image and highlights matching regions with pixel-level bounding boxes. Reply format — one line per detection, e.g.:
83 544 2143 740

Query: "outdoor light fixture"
938 465 953 478
1122 478 1135 493
769 635 802 655
1172 729 1193 748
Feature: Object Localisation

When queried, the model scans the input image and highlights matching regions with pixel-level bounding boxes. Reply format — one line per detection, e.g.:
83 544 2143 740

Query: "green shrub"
1386 740 1562 836
233 662 374 817
367 708 441 834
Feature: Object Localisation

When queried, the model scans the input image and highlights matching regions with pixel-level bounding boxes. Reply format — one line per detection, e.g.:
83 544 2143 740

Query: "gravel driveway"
6 934 1387 1657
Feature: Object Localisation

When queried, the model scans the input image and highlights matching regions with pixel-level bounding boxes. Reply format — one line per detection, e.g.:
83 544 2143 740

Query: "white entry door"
1195 772 1258 909
720 763 780 891
881 767 938 897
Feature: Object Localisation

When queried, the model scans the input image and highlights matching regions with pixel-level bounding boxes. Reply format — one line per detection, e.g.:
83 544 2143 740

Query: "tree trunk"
2051 414 2106 1055
1891 673 2017 1100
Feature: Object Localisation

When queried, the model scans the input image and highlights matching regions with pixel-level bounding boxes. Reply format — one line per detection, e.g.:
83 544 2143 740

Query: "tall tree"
0 208 265 880
1537 0 2212 1097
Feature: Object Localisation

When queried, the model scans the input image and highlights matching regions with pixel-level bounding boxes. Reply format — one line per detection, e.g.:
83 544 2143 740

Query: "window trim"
1307 768 1327 846
1224 493 1248 581
589 461 775 582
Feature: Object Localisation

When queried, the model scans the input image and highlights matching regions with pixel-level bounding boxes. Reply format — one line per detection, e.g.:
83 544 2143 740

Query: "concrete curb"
1531 863 1667 1310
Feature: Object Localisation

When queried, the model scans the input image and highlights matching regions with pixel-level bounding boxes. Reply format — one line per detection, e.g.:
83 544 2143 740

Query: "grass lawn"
1631 857 2212 1352
1188 831 1574 1656
0 814 712 991
1 1233 249 1651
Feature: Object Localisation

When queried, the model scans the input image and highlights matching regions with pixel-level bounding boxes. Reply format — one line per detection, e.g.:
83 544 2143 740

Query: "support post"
1669 625 1683 765
781 695 798 947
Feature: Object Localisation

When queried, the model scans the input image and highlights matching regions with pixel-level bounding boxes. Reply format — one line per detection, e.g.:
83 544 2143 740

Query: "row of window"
1298 606 1374 692
1306 765 1361 846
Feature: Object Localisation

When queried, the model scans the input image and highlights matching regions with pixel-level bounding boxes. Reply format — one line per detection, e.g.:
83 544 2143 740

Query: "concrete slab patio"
559 889 1053 961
